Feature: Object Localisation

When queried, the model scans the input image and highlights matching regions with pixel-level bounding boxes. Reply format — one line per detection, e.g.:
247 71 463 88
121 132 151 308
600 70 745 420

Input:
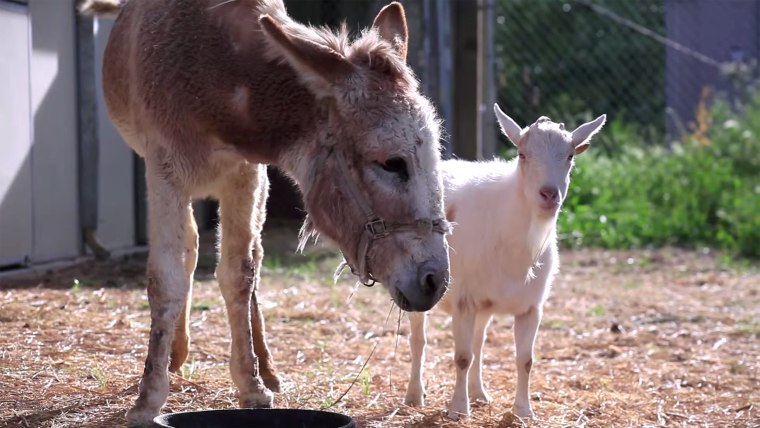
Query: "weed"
89 366 108 389
191 302 212 311
180 356 198 380
735 319 760 336
360 369 372 396
588 305 606 317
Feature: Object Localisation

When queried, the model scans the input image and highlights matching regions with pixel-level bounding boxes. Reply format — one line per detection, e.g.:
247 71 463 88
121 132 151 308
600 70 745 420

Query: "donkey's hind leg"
127 156 193 426
249 166 282 392
169 208 199 373
216 162 273 408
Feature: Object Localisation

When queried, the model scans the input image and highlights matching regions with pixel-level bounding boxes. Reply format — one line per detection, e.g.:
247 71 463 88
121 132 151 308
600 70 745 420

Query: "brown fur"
91 0 449 425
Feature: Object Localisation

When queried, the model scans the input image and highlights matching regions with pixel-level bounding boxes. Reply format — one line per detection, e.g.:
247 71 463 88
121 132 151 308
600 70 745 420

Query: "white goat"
404 104 606 420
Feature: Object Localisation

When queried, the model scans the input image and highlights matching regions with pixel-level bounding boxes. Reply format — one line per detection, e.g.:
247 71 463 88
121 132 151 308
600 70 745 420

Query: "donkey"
84 0 451 425
404 105 606 420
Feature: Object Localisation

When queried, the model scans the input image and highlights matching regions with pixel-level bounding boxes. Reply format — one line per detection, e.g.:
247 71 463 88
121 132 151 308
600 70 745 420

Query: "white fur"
404 105 606 420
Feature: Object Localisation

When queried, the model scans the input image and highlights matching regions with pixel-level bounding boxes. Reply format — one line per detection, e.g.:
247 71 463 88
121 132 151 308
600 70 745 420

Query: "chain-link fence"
493 0 757 152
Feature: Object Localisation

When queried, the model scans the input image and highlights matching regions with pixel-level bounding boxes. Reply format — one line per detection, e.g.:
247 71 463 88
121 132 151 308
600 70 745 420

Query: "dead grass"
1 224 758 427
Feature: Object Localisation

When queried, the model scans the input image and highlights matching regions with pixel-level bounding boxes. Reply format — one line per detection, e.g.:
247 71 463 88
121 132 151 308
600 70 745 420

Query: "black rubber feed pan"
153 409 356 428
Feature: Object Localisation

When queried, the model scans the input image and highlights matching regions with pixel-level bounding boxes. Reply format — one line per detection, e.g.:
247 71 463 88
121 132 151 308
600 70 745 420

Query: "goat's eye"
518 153 526 160
567 154 574 161
379 157 409 181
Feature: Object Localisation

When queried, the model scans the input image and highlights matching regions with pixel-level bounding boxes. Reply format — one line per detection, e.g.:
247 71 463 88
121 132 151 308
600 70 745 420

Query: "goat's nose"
539 186 560 202
419 266 447 297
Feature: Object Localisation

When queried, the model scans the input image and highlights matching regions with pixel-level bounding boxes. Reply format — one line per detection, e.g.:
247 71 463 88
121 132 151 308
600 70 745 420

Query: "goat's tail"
78 0 124 17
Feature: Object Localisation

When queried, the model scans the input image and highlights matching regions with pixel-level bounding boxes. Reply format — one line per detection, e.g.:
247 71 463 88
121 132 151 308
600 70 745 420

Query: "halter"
332 148 450 286
306 132 450 287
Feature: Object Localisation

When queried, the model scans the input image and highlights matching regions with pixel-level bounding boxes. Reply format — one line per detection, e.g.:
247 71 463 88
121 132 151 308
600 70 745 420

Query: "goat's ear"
259 15 354 98
494 103 525 146
572 114 606 155
372 2 409 62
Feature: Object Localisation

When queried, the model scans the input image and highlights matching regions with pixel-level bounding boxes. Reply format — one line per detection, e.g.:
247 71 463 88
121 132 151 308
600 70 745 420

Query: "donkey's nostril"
424 274 436 293
420 269 445 296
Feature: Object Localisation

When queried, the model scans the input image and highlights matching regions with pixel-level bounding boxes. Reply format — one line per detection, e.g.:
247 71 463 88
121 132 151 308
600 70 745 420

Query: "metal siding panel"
29 0 80 262
0 3 33 266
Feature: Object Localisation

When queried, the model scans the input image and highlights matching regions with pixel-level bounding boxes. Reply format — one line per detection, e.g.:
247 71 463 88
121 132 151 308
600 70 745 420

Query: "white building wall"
0 2 33 266
94 17 136 251
28 0 81 263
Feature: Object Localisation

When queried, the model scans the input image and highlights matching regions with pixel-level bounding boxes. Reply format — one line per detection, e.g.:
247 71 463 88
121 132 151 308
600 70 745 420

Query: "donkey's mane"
256 0 417 90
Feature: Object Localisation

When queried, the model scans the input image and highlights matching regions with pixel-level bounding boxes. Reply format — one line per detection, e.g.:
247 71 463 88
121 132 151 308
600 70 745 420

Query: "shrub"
557 93 760 259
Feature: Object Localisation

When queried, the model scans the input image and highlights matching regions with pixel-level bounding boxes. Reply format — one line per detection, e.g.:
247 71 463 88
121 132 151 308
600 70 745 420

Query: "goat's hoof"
447 405 470 421
447 403 470 421
262 374 282 393
512 403 535 419
403 392 425 407
239 388 274 408
469 389 493 404
125 406 159 427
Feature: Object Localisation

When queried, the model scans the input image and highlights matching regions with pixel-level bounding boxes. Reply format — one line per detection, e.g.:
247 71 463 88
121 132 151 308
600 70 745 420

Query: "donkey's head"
260 3 449 312
494 104 606 218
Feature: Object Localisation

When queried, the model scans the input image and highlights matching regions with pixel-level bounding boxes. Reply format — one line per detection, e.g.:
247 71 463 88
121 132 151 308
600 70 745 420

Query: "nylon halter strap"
326 146 450 287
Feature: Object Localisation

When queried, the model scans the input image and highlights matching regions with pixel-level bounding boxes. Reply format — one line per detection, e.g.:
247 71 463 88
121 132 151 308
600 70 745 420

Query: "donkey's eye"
379 157 409 182
518 153 526 160
567 154 574 161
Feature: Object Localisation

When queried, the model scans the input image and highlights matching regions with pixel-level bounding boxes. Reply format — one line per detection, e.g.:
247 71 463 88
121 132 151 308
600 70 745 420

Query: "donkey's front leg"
127 161 193 427
249 167 281 392
169 210 199 373
513 305 541 418
216 164 273 409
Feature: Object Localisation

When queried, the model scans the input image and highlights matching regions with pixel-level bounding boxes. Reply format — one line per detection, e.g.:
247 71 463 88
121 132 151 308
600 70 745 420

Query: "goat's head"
261 3 449 312
494 103 606 218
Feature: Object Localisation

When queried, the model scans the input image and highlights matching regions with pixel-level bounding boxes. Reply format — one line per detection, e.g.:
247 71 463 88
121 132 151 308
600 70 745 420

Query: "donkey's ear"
372 2 409 62
260 15 354 97
572 114 606 155
494 104 525 146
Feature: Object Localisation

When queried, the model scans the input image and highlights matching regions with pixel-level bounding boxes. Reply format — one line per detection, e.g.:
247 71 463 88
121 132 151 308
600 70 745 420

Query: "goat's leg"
448 310 476 420
127 160 192 427
216 163 273 409
169 209 199 373
513 305 541 418
404 311 427 406
249 166 281 392
468 312 493 403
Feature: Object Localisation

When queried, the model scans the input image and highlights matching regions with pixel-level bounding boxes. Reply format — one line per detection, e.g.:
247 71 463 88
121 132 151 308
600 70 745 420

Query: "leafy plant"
557 89 760 260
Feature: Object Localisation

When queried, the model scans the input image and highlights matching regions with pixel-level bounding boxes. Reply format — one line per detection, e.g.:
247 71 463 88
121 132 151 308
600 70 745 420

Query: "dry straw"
1 227 758 427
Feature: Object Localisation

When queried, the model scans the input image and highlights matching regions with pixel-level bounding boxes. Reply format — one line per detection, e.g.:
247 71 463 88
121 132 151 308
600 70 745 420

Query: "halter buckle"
365 218 389 239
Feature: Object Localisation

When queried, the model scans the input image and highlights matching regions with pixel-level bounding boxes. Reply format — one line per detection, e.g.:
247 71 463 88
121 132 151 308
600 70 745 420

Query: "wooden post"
452 0 478 160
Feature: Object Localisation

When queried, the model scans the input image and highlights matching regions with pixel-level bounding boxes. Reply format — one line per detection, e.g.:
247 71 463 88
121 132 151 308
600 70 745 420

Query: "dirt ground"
1 224 758 428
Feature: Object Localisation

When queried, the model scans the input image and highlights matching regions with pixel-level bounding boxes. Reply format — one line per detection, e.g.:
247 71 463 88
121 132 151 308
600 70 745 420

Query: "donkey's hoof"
125 406 159 427
262 374 282 393
239 388 274 409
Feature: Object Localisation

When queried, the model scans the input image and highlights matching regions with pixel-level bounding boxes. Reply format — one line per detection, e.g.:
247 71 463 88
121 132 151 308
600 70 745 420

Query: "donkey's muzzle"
394 261 449 312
